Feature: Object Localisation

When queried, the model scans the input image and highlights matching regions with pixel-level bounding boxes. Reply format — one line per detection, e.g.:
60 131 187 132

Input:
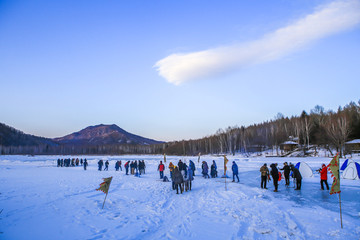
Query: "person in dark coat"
98 160 103 171
186 165 194 191
290 164 302 190
83 159 88 170
142 160 145 174
172 167 184 194
138 160 143 175
279 162 291 186
210 163 217 178
57 159 61 167
178 160 184 171
189 160 196 176
134 160 138 174
125 161 130 175
270 163 279 192
212 160 218 177
130 161 134 174
104 160 109 171
80 158 83 166
115 161 120 171
181 163 188 191
232 161 239 182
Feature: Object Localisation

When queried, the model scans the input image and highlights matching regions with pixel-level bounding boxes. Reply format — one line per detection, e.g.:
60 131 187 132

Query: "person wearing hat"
232 161 239 182
260 163 269 189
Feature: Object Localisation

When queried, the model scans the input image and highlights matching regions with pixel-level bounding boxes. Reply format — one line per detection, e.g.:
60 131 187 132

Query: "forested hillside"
163 101 360 157
1 100 359 155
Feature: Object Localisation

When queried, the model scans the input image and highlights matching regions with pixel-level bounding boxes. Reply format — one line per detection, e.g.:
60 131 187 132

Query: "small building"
280 141 299 152
345 139 360 154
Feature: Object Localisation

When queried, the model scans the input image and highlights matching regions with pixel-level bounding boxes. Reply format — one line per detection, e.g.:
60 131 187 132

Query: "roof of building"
281 141 299 145
345 139 360 144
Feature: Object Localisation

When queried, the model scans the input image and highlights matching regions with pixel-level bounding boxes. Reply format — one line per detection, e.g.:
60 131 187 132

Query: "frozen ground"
1 155 360 240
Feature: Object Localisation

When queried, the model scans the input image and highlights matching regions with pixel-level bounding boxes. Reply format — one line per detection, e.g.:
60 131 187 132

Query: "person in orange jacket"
168 162 174 179
320 164 329 190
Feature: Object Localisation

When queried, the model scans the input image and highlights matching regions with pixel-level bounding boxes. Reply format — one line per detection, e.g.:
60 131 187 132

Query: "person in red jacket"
158 161 165 179
320 164 329 190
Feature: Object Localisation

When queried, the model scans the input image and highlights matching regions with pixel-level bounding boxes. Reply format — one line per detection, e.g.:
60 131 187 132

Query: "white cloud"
154 0 360 85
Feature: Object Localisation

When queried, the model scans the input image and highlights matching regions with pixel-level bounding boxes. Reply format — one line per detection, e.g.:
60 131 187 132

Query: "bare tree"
324 113 351 157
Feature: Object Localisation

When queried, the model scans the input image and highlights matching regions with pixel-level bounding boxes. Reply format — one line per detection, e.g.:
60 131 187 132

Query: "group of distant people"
260 162 330 192
124 160 146 176
97 160 109 171
96 160 146 175
200 160 239 182
57 158 88 169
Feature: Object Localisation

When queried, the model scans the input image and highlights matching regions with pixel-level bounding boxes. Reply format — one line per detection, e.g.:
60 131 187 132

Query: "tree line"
162 100 360 157
1 100 359 156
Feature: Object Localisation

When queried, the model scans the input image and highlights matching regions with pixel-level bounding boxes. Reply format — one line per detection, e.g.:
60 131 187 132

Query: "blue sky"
1 0 360 141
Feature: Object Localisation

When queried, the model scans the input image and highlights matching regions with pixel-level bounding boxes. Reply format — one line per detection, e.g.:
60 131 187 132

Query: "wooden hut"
345 139 360 154
280 141 299 152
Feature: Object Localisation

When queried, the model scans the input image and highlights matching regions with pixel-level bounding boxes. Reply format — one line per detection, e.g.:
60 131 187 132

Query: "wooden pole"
337 159 343 229
225 171 227 191
102 192 108 209
339 192 343 228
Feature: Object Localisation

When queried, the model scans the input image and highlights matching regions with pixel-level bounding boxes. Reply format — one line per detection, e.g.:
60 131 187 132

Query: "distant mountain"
0 122 57 147
53 124 163 146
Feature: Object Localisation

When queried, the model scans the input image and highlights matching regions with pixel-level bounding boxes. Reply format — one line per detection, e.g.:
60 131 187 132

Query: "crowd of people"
57 157 330 194
260 161 329 192
57 158 87 168
160 160 195 194
123 160 146 176
95 159 147 176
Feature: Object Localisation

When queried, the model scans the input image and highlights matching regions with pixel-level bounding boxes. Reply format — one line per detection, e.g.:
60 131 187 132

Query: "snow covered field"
1 155 360 240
